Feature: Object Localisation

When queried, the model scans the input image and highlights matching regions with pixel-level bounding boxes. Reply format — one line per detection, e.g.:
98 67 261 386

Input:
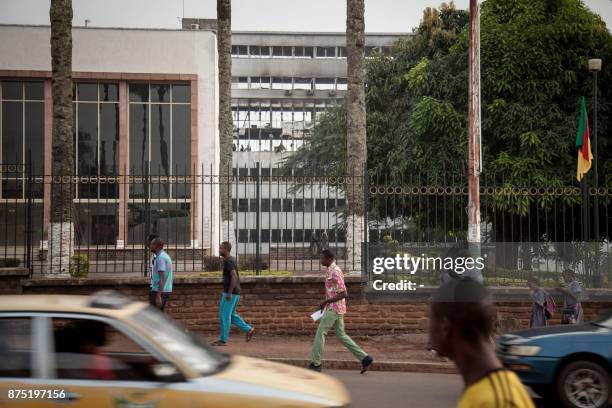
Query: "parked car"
0 292 350 408
497 310 612 408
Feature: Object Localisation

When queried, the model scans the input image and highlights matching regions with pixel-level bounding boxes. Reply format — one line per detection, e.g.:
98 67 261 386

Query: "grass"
198 270 293 278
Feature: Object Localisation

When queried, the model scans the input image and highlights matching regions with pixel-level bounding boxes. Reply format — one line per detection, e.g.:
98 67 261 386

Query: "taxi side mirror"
152 363 186 383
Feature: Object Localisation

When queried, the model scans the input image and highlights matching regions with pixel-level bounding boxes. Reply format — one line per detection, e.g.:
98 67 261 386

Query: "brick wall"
8 276 612 337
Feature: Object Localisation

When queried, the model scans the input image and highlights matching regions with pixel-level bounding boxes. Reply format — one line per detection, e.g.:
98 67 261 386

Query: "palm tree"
345 0 367 274
48 0 74 275
217 0 236 249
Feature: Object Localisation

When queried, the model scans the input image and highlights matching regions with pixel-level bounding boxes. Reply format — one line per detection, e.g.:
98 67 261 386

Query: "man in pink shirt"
309 249 373 373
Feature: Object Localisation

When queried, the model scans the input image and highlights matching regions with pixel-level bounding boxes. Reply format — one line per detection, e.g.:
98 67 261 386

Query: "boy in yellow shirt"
429 278 534 408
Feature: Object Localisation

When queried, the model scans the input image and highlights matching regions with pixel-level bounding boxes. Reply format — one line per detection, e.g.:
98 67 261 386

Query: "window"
365 46 377 57
249 167 259 177
238 229 248 243
249 199 258 211
1 81 45 199
250 77 270 90
129 83 191 200
52 317 167 381
260 199 270 212
282 199 293 212
293 78 313 91
283 229 292 243
315 199 325 212
128 203 190 245
316 47 336 58
337 78 348 91
249 229 258 243
231 45 248 56
294 199 304 212
338 46 347 58
232 199 237 212
272 46 293 57
271 199 281 212
294 46 314 58
294 229 304 242
272 77 292 90
271 229 281 243
238 167 249 177
327 199 337 212
249 45 269 57
304 199 314 212
261 167 270 177
0 317 31 378
261 229 270 242
271 167 282 176
238 199 248 212
74 82 120 200
315 78 335 91
337 199 346 208
235 77 248 90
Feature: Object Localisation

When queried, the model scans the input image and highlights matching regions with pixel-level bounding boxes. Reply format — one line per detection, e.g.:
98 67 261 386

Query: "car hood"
501 323 602 341
213 355 350 406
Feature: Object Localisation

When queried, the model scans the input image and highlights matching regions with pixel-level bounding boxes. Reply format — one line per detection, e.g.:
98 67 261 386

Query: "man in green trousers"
309 249 373 373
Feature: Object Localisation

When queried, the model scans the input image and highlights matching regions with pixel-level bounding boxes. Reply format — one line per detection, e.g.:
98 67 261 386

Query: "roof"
0 294 147 318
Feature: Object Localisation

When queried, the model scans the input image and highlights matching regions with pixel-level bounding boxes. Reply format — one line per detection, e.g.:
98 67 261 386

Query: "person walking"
429 278 535 408
211 241 254 346
527 277 548 328
149 237 173 311
309 249 373 373
146 233 158 279
558 269 584 324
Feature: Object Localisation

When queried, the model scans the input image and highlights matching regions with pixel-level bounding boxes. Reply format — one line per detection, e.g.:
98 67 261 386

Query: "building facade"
183 21 409 256
0 25 220 251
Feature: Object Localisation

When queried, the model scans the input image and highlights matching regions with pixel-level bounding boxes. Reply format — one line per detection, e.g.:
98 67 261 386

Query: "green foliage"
69 255 89 277
284 0 612 238
199 270 292 277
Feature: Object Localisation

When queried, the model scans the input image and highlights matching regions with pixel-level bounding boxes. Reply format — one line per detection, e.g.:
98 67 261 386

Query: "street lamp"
588 58 602 285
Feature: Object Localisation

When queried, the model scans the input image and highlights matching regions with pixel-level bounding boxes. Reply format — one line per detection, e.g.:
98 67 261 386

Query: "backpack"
544 292 556 319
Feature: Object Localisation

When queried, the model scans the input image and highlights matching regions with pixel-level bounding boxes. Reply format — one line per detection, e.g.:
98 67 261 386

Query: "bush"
69 255 89 277
203 255 269 271
0 258 21 268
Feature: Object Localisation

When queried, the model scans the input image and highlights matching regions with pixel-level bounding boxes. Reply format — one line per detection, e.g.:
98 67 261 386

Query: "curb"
265 357 457 374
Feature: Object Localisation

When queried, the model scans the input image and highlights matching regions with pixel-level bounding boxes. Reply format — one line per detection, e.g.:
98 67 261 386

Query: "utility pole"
589 58 602 285
467 0 483 282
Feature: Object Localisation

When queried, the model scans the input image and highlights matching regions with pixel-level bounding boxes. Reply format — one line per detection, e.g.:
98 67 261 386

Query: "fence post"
362 167 369 283
25 151 33 274
144 161 150 277
255 162 261 276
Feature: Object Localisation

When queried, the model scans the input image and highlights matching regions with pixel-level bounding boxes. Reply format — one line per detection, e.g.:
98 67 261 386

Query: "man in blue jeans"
211 241 254 346
149 237 173 311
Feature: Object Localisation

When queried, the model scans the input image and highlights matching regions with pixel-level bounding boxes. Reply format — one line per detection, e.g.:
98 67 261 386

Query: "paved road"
329 370 463 408
329 370 550 408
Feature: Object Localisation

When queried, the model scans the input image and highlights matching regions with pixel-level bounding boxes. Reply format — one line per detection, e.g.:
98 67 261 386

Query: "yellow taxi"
0 291 350 408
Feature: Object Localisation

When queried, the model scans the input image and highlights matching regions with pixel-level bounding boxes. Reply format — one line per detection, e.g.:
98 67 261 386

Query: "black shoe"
308 363 322 372
210 340 227 346
360 356 373 374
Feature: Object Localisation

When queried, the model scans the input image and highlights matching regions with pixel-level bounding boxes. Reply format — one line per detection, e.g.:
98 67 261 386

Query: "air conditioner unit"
284 89 293 96
306 89 314 96
190 23 200 30
328 90 337 97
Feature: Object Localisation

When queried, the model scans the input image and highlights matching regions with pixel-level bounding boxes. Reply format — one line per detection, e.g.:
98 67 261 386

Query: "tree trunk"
48 0 74 276
345 0 367 274
217 0 235 250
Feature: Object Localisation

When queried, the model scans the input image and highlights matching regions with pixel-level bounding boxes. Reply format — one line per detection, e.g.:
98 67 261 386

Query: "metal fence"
1 162 610 286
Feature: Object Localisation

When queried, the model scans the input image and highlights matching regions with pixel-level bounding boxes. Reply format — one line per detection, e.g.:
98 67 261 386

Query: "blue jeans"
219 293 251 343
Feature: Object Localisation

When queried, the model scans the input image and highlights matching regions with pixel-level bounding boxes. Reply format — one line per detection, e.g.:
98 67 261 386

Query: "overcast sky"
0 0 610 32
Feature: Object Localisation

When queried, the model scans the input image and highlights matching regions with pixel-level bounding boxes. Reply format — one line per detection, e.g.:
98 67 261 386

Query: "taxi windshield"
134 308 228 376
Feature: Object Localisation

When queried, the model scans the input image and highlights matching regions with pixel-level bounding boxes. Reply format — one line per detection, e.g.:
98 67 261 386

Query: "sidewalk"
206 333 456 374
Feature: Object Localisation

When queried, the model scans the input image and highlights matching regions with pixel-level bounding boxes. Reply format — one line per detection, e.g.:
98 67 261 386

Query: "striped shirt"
458 369 534 408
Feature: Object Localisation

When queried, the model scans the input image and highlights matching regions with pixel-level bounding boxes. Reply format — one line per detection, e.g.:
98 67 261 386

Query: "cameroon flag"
576 96 593 182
